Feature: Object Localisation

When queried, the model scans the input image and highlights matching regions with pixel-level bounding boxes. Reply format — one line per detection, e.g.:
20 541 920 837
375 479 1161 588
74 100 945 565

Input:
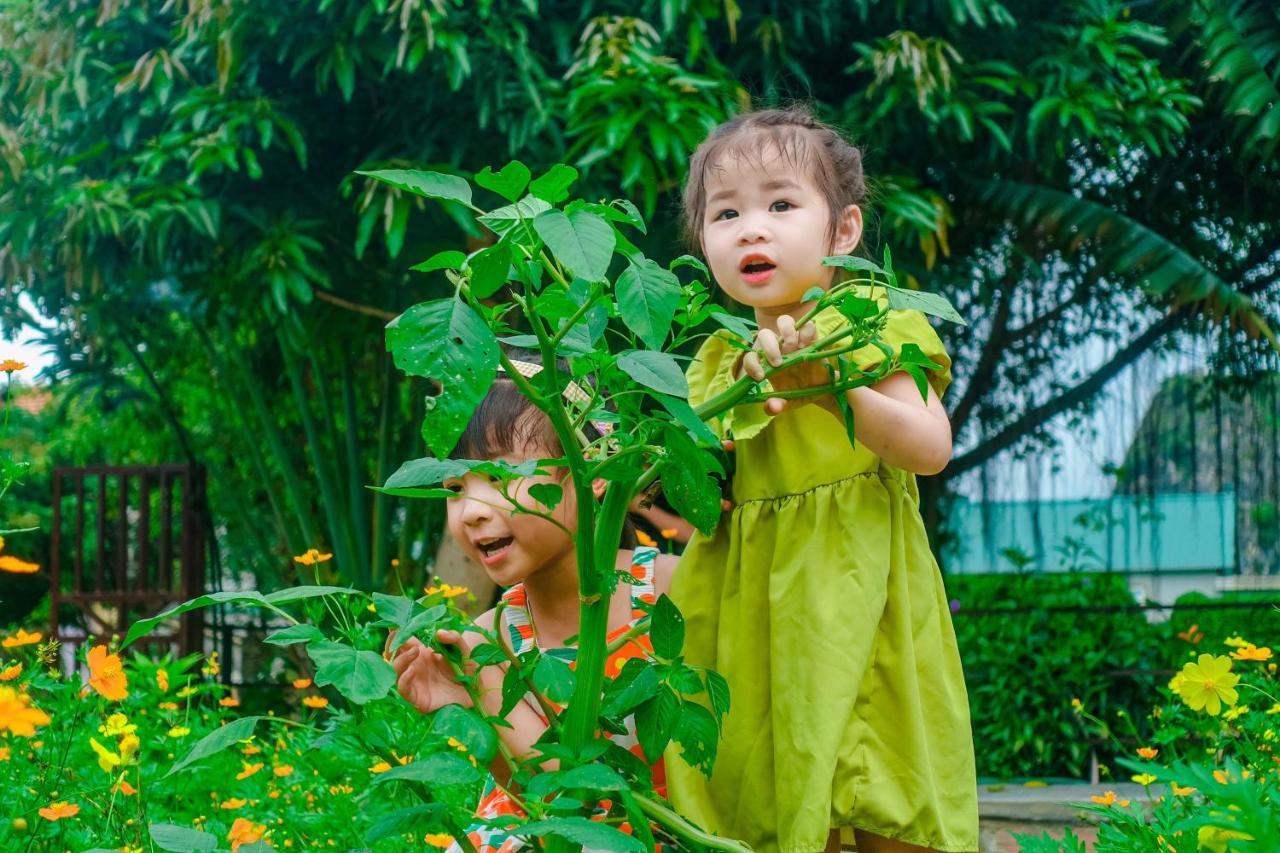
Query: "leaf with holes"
634 685 680 763
658 424 721 535
650 594 685 660
386 296 499 457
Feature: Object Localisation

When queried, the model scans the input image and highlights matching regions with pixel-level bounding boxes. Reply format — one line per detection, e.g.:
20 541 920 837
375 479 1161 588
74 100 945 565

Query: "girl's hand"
391 632 473 713
741 315 834 417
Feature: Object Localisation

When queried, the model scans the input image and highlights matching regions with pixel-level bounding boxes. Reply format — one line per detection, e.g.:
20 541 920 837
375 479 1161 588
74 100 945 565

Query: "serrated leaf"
706 669 731 717
468 643 507 667
307 641 396 704
884 286 966 325
475 161 531 202
617 350 688 398
166 716 263 778
533 209 615 282
650 594 685 660
533 654 576 704
634 686 680 763
617 259 680 349
478 196 551 237
529 164 578 204
658 425 721 535
411 250 466 273
356 169 472 207
671 701 719 774
386 605 446 653
603 659 662 718
386 297 499 457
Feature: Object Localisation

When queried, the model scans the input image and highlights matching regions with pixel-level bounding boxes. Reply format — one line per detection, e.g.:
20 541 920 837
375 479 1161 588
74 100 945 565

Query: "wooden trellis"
49 465 207 654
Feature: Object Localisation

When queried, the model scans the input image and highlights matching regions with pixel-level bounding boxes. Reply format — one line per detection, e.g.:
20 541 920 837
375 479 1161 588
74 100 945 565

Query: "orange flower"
1172 783 1196 796
38 801 79 821
236 761 264 780
227 817 267 851
1137 747 1159 760
158 701 178 710
0 663 21 681
292 548 332 566
2 628 42 648
0 745 10 761
1090 790 1129 807
1231 643 1273 662
220 798 247 810
156 669 169 693
659 528 679 539
0 686 51 736
425 834 454 848
1177 623 1204 644
369 761 392 774
273 764 293 777
0 555 40 574
219 696 241 708
86 645 128 701
634 530 657 548
291 678 312 689
0 359 26 373
302 696 328 709
114 779 137 796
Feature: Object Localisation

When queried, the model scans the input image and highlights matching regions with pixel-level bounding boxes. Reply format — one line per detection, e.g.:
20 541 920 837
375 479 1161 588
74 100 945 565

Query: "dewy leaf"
617 259 680 349
166 716 263 778
307 641 396 704
533 209 615 282
528 164 579 204
617 350 688 398
659 425 722 535
411 250 466 273
475 161 531 202
386 296 499 457
466 243 510 298
149 824 219 852
884 285 967 325
356 169 472 208
650 594 685 660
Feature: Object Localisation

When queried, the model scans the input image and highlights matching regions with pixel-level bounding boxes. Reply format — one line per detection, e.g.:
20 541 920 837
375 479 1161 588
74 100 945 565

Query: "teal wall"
943 492 1236 575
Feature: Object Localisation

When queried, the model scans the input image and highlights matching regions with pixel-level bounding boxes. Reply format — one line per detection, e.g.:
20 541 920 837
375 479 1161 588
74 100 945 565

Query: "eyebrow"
707 178 803 206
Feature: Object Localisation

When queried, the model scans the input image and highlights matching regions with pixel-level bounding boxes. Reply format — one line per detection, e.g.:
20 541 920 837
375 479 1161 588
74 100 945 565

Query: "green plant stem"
489 600 562 727
605 617 650 656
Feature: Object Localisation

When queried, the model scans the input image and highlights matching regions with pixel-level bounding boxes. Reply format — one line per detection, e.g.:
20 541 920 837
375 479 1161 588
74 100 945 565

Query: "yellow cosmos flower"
0 555 40 574
273 764 293 777
99 713 136 737
1231 643 1272 662
167 726 191 738
89 737 122 773
0 359 26 373
1172 654 1239 715
220 798 247 810
2 628 42 648
1132 773 1158 786
1136 747 1159 760
0 686 51 736
156 669 169 692
425 833 454 848
176 686 197 699
293 548 332 566
119 733 140 760
158 701 179 710
1172 783 1196 796
1090 790 1129 807
369 761 391 774
0 663 22 681
202 652 220 677
1213 769 1231 784
0 746 10 760
219 696 241 708
302 696 328 709
291 678 312 689
424 583 469 599
86 645 128 701
236 762 264 780
228 817 267 851
447 737 468 753
1223 704 1250 722
634 530 657 548
1223 636 1248 648
37 801 78 821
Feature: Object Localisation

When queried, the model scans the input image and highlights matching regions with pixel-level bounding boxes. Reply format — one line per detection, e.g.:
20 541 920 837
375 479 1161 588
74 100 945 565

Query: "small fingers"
765 398 790 416
758 329 783 367
799 321 817 348
742 351 766 381
435 629 462 646
776 315 799 353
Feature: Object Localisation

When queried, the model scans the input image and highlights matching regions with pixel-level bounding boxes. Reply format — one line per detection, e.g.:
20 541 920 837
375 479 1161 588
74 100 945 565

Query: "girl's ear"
831 204 863 256
592 477 607 500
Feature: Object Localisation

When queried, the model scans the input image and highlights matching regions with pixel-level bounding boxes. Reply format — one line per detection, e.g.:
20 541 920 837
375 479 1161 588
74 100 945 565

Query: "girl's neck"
753 297 820 333
519 549 582 648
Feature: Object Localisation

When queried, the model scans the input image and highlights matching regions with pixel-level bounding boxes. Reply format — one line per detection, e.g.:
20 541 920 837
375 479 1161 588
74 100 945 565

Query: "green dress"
666 305 979 853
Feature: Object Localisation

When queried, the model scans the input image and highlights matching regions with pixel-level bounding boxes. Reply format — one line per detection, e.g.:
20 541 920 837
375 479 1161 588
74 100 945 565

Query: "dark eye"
443 481 462 495
713 208 738 221
770 200 793 212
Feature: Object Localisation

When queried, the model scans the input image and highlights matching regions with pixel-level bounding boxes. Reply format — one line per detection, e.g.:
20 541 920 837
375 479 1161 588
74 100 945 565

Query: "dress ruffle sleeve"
814 291 953 399
686 331 773 442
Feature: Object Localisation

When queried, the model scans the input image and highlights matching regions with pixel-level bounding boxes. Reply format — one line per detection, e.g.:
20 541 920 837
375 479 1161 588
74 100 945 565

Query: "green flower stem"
550 288 603 349
488 599 563 728
442 653 530 815
604 617 650 656
632 793 754 852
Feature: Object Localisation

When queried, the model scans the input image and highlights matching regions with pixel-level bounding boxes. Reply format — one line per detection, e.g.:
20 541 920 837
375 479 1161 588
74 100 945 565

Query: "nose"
458 491 494 527
736 210 770 245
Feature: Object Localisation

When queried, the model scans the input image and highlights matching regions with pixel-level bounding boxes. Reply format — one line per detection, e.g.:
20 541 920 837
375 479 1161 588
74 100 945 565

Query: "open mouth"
475 536 514 562
739 257 776 284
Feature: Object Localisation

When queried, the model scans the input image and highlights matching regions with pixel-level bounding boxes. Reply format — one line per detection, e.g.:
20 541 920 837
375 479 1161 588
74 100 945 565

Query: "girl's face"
700 145 861 319
444 445 580 588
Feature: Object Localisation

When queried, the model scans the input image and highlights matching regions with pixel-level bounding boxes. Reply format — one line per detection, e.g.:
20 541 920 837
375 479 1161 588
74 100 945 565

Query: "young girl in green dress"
665 106 979 853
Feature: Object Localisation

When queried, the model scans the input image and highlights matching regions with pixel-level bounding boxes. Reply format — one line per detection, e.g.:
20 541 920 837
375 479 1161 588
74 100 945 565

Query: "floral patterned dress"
448 545 667 853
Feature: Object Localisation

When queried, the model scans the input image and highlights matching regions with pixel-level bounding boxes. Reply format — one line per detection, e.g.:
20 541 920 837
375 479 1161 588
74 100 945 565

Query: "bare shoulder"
652 553 677 597
473 607 498 634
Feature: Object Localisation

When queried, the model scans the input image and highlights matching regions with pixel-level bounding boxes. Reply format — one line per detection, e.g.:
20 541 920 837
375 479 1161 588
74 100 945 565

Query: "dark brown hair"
681 105 867 252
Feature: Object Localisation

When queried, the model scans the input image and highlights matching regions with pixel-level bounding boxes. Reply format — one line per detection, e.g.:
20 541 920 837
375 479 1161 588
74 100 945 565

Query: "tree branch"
949 280 1012 440
314 290 396 321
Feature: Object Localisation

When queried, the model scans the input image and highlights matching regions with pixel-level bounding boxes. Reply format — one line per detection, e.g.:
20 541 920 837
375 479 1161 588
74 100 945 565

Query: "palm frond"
978 178 1277 349
1191 0 1280 161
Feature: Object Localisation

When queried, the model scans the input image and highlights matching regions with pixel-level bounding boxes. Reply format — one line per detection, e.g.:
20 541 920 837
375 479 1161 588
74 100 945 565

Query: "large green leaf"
979 179 1277 348
124 591 271 648
528 164 579 204
363 805 447 845
658 424 722 535
884 285 966 325
307 641 397 704
617 350 688 398
384 457 541 489
650 594 685 660
149 824 219 852
1193 0 1280 162
617 258 681 349
475 161 531 202
533 209 615 282
166 716 264 777
356 169 472 207
517 818 645 853
386 297 500 457
634 685 680 763
432 704 498 764
369 751 482 786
